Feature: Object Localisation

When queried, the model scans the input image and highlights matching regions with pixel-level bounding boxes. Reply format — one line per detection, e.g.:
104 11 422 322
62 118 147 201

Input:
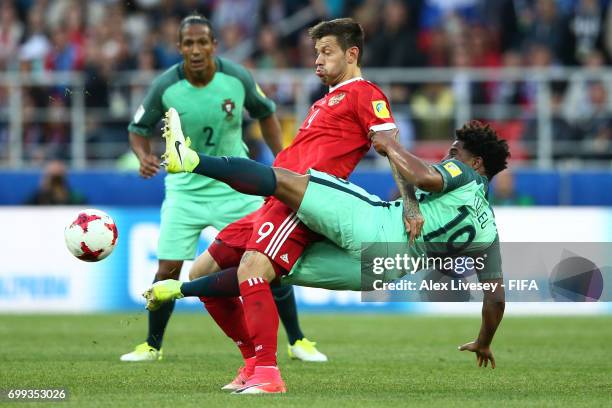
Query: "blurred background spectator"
0 1 24 71
363 0 424 67
25 159 86 205
575 80 612 158
0 0 611 168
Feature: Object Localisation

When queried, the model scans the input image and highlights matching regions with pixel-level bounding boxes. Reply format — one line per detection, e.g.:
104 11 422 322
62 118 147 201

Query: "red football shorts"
208 198 321 275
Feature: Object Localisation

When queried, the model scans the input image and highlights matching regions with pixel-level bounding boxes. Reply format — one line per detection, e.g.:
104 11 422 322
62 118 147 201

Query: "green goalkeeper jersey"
128 57 276 201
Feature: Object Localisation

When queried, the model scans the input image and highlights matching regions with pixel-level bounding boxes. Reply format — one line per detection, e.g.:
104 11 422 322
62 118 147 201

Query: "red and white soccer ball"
64 209 118 262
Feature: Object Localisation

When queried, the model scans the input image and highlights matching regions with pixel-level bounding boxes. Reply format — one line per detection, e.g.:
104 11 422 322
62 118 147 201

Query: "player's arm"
127 77 167 179
129 132 159 178
372 128 424 244
459 279 505 369
258 113 283 156
371 132 444 193
478 279 505 347
356 87 424 242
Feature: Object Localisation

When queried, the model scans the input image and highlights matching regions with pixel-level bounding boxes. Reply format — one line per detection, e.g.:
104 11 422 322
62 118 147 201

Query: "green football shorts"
296 169 405 252
158 194 262 260
284 239 362 290
283 170 407 290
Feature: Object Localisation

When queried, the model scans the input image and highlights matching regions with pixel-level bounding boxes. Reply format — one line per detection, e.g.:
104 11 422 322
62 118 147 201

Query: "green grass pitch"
0 314 610 407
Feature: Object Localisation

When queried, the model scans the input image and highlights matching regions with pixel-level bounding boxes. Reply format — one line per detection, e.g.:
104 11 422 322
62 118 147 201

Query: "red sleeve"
352 82 397 134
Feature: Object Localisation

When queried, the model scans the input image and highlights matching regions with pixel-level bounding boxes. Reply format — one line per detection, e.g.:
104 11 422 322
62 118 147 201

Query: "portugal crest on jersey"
222 99 235 119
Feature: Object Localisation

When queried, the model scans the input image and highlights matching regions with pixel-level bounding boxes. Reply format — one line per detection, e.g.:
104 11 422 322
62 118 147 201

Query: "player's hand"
403 203 424 245
458 341 496 369
138 154 160 178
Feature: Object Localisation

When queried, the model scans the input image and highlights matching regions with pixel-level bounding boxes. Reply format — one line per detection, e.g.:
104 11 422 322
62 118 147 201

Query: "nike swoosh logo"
235 383 269 393
175 140 183 165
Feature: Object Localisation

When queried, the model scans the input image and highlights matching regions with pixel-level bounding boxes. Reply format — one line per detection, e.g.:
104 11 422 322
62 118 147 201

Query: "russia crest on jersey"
328 92 346 106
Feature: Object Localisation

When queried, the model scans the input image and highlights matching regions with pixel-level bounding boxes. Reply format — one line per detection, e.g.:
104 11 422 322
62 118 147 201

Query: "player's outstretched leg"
145 271 329 362
143 268 241 310
143 267 257 390
151 260 285 394
160 108 306 208
186 252 258 390
145 276 328 363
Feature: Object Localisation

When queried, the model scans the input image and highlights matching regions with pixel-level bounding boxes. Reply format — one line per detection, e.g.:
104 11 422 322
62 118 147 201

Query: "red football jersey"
273 77 396 179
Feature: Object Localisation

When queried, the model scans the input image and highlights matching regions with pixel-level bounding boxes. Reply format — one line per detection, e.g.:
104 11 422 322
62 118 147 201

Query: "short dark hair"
455 121 510 179
178 14 214 42
308 18 364 65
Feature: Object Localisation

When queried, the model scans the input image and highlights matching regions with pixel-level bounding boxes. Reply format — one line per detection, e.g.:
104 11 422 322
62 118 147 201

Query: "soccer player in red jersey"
187 18 424 394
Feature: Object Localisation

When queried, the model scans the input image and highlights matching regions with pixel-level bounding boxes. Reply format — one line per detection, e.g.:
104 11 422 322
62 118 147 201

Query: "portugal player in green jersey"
122 15 326 363
148 117 509 381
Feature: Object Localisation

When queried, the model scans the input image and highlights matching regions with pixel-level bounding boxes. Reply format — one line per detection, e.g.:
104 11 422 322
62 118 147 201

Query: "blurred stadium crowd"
1 0 612 166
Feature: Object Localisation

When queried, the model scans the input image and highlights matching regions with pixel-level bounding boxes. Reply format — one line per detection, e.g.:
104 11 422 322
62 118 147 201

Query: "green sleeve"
432 159 481 193
127 65 180 137
217 57 276 119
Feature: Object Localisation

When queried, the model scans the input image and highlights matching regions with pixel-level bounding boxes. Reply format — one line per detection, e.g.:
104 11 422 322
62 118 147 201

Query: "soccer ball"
64 209 118 262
